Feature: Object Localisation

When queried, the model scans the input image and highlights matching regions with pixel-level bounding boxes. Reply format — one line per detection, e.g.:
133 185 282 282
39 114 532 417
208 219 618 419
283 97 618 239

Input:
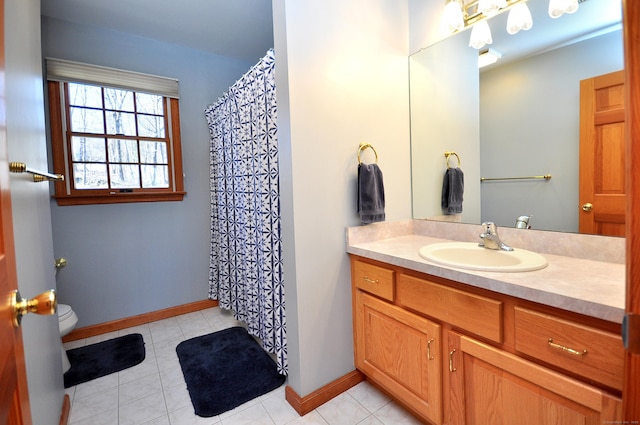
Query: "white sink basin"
418 242 548 272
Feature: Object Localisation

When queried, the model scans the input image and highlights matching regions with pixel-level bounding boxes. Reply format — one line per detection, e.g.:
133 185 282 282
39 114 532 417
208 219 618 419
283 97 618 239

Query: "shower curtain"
205 49 287 374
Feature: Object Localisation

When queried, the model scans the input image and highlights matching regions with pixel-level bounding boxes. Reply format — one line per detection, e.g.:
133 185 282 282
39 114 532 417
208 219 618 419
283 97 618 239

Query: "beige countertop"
347 234 625 324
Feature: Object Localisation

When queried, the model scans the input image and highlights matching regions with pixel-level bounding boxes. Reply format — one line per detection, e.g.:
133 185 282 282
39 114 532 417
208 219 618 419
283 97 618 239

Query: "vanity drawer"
352 259 395 301
514 307 624 391
396 274 503 343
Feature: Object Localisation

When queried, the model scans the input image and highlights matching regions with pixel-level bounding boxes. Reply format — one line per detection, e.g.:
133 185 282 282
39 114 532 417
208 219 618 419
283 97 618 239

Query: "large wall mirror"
410 0 622 234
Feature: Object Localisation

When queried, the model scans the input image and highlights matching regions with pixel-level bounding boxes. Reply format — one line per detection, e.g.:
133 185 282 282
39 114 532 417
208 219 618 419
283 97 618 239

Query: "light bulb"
564 0 579 14
442 0 465 33
548 0 579 18
507 2 533 35
469 20 493 49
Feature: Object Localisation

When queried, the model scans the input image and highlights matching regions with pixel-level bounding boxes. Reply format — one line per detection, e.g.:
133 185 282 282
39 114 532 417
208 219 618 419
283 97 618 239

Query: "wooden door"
623 0 640 419
355 290 442 424
579 70 626 236
446 331 622 424
0 0 32 421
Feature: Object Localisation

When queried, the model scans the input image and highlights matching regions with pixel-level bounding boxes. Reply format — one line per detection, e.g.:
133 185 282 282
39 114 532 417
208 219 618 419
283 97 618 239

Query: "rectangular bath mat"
176 326 286 417
64 333 145 388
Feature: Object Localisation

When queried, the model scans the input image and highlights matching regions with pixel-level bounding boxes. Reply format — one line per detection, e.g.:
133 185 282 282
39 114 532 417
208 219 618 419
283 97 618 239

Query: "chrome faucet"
515 215 532 229
479 222 514 251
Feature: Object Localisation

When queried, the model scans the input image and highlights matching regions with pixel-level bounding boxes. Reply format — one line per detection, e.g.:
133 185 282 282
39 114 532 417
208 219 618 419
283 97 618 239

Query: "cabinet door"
445 331 622 425
355 290 442 424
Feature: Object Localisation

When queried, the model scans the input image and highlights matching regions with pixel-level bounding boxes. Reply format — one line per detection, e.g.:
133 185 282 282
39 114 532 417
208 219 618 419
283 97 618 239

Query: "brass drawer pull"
363 275 379 284
427 338 435 360
547 338 588 357
449 349 457 372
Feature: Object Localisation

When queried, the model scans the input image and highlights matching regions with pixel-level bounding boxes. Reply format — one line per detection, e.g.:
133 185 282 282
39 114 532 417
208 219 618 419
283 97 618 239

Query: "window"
46 59 185 205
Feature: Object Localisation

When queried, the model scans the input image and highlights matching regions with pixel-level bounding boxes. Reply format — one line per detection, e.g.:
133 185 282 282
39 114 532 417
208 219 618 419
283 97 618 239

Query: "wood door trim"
623 0 640 419
59 395 70 425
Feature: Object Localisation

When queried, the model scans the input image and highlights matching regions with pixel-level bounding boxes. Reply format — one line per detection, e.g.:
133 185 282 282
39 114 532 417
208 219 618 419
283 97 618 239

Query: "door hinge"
622 313 640 354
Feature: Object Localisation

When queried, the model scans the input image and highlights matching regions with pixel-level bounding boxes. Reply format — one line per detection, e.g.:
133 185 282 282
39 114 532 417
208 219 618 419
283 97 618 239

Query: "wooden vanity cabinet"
445 331 622 425
353 265 442 424
350 256 623 425
513 306 625 391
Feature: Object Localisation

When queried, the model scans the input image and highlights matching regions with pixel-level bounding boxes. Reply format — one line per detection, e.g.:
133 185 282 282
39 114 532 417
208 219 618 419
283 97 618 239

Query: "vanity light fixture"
442 0 522 35
548 0 579 18
507 1 533 34
442 0 579 49
478 48 503 68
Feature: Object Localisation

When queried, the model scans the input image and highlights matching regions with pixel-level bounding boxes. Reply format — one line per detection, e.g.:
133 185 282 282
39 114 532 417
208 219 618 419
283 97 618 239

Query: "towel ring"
444 151 461 169
358 143 378 164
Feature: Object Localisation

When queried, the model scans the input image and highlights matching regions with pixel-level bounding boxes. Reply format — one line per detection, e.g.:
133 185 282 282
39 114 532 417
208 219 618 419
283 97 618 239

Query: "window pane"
52 78 183 203
140 140 168 164
141 165 169 188
68 83 102 108
108 139 139 163
73 163 108 189
70 107 104 133
138 115 165 138
136 93 164 115
110 164 141 188
71 136 106 162
106 111 136 136
104 88 134 112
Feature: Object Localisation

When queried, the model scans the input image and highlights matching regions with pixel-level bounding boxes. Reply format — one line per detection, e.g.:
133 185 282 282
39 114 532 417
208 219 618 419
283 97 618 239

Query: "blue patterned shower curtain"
205 49 287 374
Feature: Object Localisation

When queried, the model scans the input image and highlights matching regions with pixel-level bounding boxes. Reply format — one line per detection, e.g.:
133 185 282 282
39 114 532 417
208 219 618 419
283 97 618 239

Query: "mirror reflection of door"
579 70 625 236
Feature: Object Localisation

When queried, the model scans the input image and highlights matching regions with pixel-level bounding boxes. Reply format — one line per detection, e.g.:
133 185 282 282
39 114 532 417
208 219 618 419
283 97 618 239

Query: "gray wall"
410 31 482 223
6 1 64 423
480 30 624 232
273 0 412 397
42 17 256 327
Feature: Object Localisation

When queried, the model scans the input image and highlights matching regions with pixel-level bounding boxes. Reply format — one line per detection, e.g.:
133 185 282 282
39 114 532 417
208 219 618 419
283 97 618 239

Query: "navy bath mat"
64 333 145 388
176 326 286 417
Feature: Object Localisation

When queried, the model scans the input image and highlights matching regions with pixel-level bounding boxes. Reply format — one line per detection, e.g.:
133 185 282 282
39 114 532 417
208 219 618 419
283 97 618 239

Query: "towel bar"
444 151 461 169
480 174 552 182
358 143 378 164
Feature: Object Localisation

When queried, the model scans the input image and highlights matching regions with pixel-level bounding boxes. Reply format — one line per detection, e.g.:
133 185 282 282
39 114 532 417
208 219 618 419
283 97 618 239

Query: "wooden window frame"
47 80 186 206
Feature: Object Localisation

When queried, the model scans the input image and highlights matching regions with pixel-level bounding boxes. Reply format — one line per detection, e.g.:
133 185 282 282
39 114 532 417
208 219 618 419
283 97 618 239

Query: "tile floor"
64 307 423 425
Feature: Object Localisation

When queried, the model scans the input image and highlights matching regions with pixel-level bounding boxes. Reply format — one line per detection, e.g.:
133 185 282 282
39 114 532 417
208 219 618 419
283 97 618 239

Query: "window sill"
53 192 186 206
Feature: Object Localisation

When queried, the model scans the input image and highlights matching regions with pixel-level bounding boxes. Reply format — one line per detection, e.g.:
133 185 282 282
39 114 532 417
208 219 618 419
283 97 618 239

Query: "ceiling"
40 0 622 67
40 0 275 63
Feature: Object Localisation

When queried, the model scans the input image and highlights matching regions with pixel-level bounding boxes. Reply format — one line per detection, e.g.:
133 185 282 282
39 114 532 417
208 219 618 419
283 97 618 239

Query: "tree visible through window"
47 71 185 205
68 82 170 190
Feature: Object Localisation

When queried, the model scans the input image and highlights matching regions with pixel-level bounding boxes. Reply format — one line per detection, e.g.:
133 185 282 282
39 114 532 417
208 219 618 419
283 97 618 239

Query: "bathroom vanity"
347 220 625 425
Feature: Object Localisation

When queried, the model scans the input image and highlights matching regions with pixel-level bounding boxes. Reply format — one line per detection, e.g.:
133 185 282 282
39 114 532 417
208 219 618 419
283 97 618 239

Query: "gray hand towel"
357 163 385 225
441 167 464 214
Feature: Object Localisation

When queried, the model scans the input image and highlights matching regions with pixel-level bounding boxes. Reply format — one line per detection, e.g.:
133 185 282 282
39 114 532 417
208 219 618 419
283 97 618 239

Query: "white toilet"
58 304 78 373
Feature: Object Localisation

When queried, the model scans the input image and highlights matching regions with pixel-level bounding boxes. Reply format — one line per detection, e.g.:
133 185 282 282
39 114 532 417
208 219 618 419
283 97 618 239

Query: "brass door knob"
582 203 593 212
10 289 57 328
